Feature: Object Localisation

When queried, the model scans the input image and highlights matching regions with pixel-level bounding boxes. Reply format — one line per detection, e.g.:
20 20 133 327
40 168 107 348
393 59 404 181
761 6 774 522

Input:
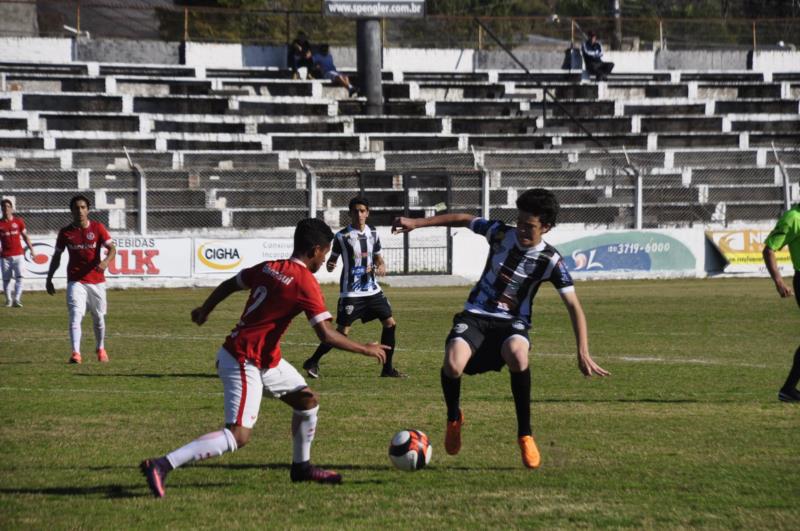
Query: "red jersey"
55 220 112 283
223 258 332 369
0 216 26 258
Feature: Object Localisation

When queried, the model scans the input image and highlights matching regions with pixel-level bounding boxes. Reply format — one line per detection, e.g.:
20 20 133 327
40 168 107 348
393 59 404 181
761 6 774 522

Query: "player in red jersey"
0 199 38 307
45 195 117 364
140 218 388 497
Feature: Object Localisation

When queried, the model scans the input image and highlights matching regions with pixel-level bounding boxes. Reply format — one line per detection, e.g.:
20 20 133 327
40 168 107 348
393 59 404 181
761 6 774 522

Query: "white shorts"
1 255 24 281
67 281 107 318
216 347 308 429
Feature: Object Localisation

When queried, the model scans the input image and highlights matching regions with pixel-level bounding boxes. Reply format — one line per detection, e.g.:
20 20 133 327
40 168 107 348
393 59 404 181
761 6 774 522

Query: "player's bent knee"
382 318 396 328
227 424 251 448
282 387 319 410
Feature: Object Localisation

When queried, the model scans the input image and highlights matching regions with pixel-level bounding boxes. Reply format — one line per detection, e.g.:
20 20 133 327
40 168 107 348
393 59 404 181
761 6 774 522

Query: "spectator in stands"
313 44 358 97
581 31 614 81
289 31 315 79
762 203 800 402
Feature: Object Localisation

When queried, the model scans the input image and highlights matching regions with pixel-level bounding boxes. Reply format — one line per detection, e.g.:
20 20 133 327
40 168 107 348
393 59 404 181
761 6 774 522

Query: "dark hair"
1 198 12 208
69 194 91 210
348 196 369 211
516 188 559 227
294 218 334 256
320 43 330 54
588 31 597 39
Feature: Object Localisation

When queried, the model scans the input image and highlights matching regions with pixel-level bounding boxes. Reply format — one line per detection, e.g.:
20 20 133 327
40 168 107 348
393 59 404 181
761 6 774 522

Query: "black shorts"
795 271 800 309
336 292 392 327
444 311 530 375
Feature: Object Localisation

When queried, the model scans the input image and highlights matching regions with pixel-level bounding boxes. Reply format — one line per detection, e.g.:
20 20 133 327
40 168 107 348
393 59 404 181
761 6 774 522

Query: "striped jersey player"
303 196 405 379
392 188 609 469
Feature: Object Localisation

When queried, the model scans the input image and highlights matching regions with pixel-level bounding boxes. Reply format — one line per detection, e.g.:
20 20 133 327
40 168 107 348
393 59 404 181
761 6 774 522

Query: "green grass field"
1 278 798 529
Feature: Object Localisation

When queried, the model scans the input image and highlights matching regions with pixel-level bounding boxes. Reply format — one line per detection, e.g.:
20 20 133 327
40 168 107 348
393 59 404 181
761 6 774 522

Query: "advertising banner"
25 237 192 279
452 228 704 281
324 0 424 18
194 238 294 275
549 230 701 277
706 229 793 275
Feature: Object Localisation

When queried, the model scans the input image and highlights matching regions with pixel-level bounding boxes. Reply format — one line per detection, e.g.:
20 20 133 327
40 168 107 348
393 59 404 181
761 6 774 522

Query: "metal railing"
4 0 798 50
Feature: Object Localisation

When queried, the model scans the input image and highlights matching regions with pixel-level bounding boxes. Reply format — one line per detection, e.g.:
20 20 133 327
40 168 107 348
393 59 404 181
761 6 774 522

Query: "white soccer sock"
13 277 22 302
92 313 106 350
3 280 10 303
68 308 83 353
291 406 318 463
165 428 237 470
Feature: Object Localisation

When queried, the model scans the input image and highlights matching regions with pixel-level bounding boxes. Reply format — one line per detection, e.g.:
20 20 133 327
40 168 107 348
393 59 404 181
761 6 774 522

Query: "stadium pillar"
357 19 383 115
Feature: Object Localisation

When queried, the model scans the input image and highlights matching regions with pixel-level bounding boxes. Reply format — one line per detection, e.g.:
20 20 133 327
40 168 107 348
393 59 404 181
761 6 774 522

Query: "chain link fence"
1 148 798 273
12 0 800 51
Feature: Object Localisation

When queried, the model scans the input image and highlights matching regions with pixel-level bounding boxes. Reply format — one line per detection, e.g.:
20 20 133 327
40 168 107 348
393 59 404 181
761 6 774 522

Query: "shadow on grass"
0 484 139 499
537 398 700 404
0 482 231 499
73 373 217 379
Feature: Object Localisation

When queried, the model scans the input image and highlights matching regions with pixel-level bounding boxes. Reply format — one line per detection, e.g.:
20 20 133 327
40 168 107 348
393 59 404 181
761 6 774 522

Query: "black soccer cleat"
380 367 408 378
140 457 170 498
302 358 320 379
290 462 342 484
778 388 800 402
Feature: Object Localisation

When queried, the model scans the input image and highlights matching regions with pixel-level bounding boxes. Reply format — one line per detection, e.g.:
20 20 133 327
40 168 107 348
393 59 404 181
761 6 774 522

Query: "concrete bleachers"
2 60 799 231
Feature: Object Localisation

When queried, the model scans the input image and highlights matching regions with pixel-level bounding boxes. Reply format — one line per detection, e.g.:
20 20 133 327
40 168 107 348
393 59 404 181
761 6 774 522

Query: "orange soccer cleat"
97 348 109 363
518 435 541 469
68 352 82 364
444 409 464 455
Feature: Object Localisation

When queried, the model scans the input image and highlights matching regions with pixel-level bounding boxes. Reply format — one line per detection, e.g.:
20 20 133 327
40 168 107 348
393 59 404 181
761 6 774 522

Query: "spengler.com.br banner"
324 0 424 18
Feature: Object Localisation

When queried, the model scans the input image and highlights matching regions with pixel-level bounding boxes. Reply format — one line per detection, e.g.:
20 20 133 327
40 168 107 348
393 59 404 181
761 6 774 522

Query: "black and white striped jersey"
330 224 382 297
464 218 574 325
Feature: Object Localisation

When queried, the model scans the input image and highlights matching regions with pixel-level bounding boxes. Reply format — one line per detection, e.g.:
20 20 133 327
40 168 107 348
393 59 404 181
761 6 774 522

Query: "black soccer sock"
441 368 462 422
381 325 396 370
510 368 532 438
309 343 334 363
781 345 800 392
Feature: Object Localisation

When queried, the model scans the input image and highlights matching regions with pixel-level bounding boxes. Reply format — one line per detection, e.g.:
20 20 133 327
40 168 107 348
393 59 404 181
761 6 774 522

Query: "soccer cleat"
290 463 342 484
140 458 170 498
302 358 320 379
518 435 541 469
11 300 22 308
444 409 464 455
4 299 11 307
380 367 408 378
778 388 800 402
69 352 82 364
97 348 109 363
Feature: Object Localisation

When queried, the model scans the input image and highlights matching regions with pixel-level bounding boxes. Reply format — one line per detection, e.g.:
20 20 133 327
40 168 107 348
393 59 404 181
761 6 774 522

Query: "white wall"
604 51 656 72
384 48 474 72
184 42 243 68
751 51 800 72
0 37 72 62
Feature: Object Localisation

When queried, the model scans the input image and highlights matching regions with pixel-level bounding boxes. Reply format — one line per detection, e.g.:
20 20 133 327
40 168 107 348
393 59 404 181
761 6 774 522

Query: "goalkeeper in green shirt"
762 204 800 402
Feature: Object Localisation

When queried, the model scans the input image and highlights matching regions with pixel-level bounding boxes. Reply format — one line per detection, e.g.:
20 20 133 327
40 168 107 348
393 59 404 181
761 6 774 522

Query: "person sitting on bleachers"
313 44 358 97
581 31 614 81
289 31 315 79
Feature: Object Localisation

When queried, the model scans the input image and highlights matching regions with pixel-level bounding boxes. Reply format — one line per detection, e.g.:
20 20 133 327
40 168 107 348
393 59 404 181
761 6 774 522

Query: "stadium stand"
0 60 798 233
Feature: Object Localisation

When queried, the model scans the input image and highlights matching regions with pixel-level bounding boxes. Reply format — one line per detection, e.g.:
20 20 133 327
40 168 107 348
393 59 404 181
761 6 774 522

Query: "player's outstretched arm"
45 248 63 295
391 213 476 234
191 276 243 325
312 320 388 364
762 246 793 298
561 290 609 377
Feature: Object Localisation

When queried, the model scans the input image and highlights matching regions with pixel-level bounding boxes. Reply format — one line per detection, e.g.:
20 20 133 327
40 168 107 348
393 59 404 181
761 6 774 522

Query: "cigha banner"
706 229 793 275
194 238 294 275
25 237 192 278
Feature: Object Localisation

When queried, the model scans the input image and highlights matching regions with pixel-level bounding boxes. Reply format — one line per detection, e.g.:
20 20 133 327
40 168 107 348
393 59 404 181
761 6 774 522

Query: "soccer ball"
388 429 432 471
